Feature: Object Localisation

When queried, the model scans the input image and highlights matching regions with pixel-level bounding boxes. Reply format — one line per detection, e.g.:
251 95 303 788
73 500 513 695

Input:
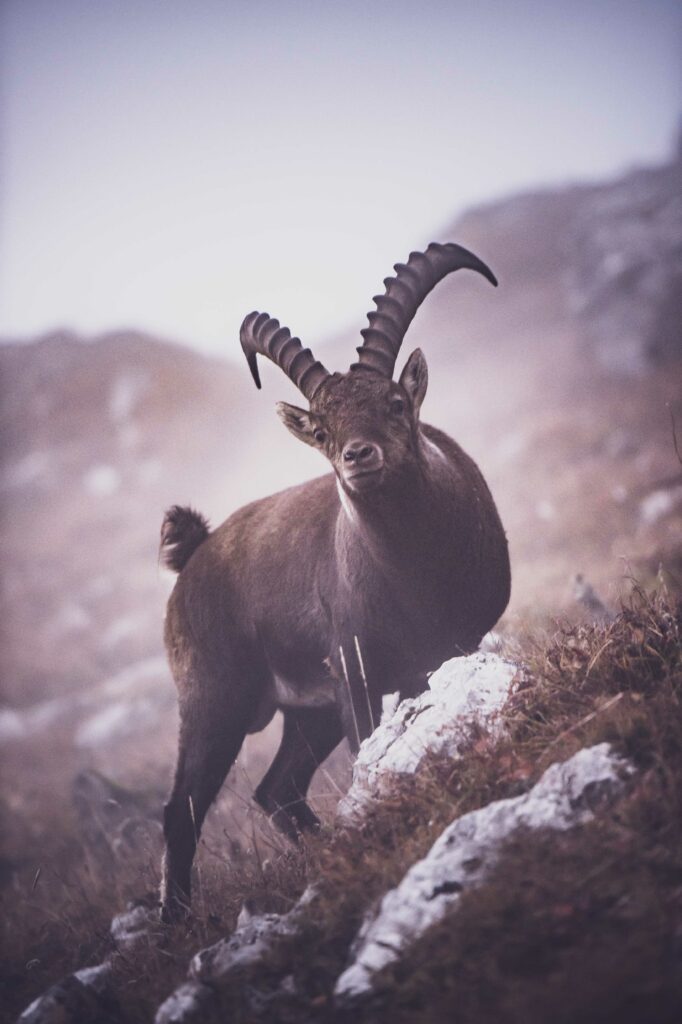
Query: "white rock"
380 691 401 723
191 914 292 981
74 961 113 992
479 631 503 653
337 653 517 822
18 964 113 1023
155 982 218 1024
334 744 632 1003
190 886 319 984
111 904 158 952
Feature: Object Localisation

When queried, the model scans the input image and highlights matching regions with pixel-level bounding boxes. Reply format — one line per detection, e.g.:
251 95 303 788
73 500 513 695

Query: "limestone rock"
335 743 632 1004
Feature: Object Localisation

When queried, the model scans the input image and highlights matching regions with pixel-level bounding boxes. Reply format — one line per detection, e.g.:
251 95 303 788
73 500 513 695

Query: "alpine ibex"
159 243 511 919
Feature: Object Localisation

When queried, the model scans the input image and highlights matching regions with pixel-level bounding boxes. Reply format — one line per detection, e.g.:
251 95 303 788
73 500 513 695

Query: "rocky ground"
12 587 682 1023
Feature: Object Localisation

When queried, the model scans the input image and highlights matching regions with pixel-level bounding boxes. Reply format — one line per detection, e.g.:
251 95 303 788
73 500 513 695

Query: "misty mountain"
458 146 682 369
0 330 256 706
1 150 680 722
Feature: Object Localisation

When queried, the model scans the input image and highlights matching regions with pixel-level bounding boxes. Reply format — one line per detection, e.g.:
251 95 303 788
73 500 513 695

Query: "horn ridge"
277 336 304 372
366 311 402 336
240 311 330 401
269 326 292 358
353 242 497 379
298 361 329 394
384 276 418 304
289 347 314 378
356 332 396 372
350 343 393 374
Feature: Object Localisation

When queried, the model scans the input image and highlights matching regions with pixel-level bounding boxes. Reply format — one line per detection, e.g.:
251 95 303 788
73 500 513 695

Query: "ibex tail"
160 505 210 573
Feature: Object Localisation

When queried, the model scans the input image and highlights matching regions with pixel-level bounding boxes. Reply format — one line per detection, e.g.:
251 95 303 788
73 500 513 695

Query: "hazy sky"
1 0 680 354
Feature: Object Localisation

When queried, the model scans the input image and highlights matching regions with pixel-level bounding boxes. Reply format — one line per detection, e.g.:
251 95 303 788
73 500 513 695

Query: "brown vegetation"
3 583 680 1022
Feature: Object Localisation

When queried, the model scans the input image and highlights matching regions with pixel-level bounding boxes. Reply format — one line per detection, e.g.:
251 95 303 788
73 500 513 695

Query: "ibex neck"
334 431 454 568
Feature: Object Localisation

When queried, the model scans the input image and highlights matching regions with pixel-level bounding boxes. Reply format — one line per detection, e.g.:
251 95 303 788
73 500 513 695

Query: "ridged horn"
240 311 331 401
353 242 497 378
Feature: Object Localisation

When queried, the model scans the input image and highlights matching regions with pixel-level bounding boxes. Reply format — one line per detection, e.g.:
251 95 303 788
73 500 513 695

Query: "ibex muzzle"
159 242 511 920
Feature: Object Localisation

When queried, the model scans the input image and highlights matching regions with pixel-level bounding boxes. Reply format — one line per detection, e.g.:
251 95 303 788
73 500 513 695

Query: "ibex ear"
276 402 317 447
399 348 428 415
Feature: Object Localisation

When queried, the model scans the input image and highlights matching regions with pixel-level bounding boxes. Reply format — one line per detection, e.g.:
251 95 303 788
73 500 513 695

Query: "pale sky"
1 0 680 355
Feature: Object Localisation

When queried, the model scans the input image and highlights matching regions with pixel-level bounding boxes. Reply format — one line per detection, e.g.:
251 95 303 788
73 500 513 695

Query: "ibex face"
275 349 428 495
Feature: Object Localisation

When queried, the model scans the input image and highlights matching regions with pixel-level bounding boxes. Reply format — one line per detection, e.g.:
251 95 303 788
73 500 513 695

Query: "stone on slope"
337 652 518 823
334 743 632 1004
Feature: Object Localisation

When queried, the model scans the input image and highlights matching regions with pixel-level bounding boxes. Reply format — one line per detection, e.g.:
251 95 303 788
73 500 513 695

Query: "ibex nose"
342 440 382 470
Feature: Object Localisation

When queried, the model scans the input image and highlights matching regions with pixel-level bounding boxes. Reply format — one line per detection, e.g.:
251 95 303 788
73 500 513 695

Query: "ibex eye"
391 398 405 415
314 428 327 444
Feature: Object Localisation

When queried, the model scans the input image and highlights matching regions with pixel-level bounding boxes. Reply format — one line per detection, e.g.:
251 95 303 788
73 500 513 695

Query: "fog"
1 0 680 351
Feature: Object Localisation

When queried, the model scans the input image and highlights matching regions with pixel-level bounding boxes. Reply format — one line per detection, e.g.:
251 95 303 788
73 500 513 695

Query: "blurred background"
1 0 681 1004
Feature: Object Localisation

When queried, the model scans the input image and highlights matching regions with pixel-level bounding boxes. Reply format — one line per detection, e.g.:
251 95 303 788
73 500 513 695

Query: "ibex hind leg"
255 706 342 841
161 676 254 922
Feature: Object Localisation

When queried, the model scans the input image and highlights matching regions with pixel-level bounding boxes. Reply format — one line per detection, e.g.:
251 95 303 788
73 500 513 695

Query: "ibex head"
240 243 496 495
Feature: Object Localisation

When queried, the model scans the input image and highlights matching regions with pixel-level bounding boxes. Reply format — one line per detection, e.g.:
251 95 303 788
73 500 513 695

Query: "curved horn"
240 311 330 402
353 242 497 378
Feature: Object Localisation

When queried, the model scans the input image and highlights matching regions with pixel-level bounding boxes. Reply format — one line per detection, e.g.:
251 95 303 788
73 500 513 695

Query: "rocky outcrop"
155 887 322 1024
15 639 637 1024
17 965 117 1024
17 902 160 1024
149 655 631 1023
149 741 631 1023
337 652 518 822
335 743 632 1004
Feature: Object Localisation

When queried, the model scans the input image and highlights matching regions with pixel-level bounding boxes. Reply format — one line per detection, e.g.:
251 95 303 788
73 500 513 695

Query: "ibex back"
160 243 511 919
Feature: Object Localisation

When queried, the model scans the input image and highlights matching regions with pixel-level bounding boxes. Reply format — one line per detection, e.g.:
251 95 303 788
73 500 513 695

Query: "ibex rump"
160 243 511 919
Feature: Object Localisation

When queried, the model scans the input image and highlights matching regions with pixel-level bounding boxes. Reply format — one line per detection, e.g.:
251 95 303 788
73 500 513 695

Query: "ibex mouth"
343 466 385 492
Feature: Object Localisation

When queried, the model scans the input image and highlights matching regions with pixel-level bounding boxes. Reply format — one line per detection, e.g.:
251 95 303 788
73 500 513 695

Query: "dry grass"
131 583 681 1023
363 583 682 1023
2 582 681 1023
